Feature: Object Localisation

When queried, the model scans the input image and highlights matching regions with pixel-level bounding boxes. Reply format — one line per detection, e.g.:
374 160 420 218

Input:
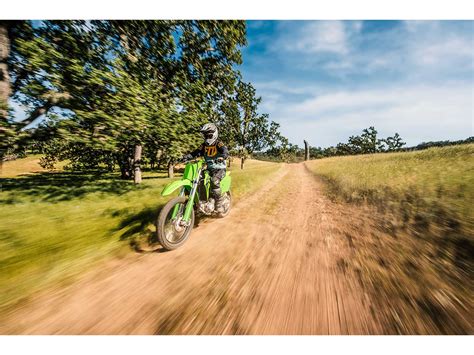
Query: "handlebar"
178 157 226 165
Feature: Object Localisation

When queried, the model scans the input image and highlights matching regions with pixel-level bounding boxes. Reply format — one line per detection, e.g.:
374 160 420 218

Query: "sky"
241 20 474 148
12 20 473 148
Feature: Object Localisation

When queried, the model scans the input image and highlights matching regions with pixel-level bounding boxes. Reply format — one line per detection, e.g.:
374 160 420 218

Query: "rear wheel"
156 197 195 251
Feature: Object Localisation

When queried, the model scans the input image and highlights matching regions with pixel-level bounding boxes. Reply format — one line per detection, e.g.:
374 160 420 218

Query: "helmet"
200 123 218 145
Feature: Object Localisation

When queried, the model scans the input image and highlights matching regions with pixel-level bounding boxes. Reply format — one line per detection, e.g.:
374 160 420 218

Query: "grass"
306 145 474 249
306 144 473 333
305 144 473 227
0 157 281 315
0 154 67 178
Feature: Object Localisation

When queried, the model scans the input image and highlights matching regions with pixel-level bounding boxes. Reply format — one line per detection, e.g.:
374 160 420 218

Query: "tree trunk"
119 161 131 180
240 156 244 170
0 22 11 174
117 152 132 180
168 162 174 178
133 144 142 184
153 149 163 170
119 164 130 179
304 140 310 161
0 22 10 120
228 157 231 168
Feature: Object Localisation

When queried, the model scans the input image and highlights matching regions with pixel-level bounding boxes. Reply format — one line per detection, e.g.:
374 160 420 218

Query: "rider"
182 123 229 212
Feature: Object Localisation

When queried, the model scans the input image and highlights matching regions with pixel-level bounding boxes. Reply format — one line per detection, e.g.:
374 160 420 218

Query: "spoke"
164 203 187 244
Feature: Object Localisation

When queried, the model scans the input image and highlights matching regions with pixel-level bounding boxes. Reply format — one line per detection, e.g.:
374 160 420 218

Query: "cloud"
268 20 473 82
260 83 473 148
244 21 474 147
412 37 473 67
275 21 349 55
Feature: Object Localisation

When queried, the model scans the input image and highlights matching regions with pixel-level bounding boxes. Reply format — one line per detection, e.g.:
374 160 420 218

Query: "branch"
19 103 51 128
18 91 71 128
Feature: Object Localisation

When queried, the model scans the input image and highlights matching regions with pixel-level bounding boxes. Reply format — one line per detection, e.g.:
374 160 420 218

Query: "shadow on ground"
113 204 165 253
0 171 150 203
115 203 206 253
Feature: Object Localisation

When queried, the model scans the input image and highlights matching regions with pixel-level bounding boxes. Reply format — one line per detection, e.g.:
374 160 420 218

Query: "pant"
209 169 226 204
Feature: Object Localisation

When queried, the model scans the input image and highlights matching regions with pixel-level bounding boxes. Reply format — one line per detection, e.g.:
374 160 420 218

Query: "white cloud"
412 37 473 67
262 83 473 147
248 21 474 147
276 21 349 55
270 20 473 79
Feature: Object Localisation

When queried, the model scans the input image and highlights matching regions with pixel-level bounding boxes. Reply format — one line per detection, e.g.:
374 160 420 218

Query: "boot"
214 194 225 213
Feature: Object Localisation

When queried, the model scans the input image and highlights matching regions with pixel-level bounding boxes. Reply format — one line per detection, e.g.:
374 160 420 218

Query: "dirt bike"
156 158 232 250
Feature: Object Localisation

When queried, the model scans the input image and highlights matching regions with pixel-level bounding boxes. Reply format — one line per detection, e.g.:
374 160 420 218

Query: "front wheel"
156 196 195 251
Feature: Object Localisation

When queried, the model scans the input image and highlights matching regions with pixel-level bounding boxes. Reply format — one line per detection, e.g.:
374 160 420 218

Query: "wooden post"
304 140 310 161
133 144 142 184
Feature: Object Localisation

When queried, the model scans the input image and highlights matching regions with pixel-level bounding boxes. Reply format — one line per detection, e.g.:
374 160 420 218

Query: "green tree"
360 126 380 153
0 21 13 169
6 20 247 181
383 132 406 151
1 21 35 169
222 80 278 169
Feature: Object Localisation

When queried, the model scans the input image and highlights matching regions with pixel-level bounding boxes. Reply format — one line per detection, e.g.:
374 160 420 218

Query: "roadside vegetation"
0 157 281 315
306 144 473 333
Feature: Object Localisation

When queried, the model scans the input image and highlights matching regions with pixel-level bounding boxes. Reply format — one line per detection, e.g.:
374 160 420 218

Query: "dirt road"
2 163 386 334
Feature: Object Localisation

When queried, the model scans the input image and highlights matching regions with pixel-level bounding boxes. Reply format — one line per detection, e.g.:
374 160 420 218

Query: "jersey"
190 140 229 170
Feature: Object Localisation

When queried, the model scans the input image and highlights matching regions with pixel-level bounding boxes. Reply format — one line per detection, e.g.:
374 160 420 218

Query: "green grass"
306 144 474 230
0 158 281 314
306 145 473 333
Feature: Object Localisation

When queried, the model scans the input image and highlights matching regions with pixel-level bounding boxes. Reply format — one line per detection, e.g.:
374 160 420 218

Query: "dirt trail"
2 163 385 334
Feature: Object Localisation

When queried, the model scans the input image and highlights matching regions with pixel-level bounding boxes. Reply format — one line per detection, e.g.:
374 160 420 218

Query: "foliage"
329 126 405 156
257 126 408 162
402 136 474 151
4 20 286 178
217 80 281 168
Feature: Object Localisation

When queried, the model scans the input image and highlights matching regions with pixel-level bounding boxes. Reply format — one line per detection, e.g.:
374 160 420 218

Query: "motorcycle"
156 158 232 250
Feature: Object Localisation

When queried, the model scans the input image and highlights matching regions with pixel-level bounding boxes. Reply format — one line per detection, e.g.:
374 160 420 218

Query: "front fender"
161 179 192 196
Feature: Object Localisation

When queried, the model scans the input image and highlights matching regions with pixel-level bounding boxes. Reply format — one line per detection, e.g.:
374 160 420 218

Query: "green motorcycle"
156 158 232 250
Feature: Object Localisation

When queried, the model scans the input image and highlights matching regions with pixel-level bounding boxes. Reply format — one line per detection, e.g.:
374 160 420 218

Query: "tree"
6 20 247 181
360 126 380 153
0 21 12 169
383 132 406 151
222 80 279 169
0 22 10 121
309 146 325 159
1 21 34 169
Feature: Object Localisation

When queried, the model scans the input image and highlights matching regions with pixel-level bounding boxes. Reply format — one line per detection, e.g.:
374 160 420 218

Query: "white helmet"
200 123 218 145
